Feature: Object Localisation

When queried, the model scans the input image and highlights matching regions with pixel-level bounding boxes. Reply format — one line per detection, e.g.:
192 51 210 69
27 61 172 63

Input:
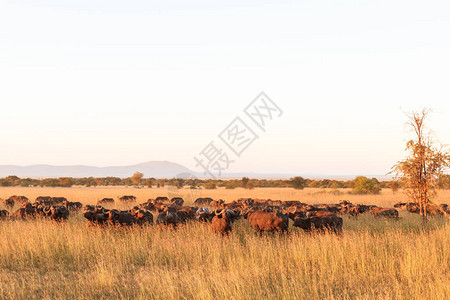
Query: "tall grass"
0 187 449 299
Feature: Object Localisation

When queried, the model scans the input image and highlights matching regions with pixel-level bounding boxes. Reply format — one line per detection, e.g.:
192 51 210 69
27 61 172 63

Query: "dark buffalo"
107 209 135 226
210 199 225 208
36 196 66 206
193 197 214 207
98 198 115 205
35 204 47 216
370 207 399 218
36 196 52 205
339 200 352 206
155 196 169 202
175 210 190 223
139 202 156 211
84 211 108 225
43 205 70 221
287 207 307 221
12 203 37 219
281 200 305 208
171 197 184 206
0 210 9 219
306 210 336 218
118 195 136 202
51 197 67 205
176 206 196 219
245 211 289 234
63 200 83 212
340 204 369 217
9 195 29 204
196 207 214 222
156 206 180 227
83 205 110 225
237 198 254 206
293 214 343 233
130 207 153 225
3 198 15 209
394 202 408 209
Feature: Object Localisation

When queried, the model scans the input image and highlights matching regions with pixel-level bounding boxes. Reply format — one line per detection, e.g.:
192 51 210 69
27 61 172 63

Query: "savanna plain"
0 187 449 300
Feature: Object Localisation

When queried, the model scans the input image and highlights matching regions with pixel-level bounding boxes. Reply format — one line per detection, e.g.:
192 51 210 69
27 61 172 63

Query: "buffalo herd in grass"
1 195 449 235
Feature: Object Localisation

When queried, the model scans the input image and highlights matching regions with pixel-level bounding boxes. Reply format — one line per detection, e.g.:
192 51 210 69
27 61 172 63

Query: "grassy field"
0 187 449 299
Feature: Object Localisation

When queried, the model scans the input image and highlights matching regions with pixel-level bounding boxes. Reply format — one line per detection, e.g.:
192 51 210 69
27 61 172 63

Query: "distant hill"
0 161 391 180
0 161 194 178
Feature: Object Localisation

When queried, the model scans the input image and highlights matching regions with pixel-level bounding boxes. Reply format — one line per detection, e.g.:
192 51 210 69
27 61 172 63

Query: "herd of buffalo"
1 195 449 235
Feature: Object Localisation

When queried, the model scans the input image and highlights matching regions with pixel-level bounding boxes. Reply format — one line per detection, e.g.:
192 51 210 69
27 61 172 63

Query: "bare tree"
390 109 450 221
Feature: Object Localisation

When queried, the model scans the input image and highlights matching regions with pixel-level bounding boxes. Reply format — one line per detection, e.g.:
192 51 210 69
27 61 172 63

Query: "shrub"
290 176 306 190
203 182 217 189
352 176 381 195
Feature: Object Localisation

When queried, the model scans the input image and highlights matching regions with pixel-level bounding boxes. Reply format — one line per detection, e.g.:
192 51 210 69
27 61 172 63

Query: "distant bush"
290 176 306 190
390 180 400 194
203 182 217 189
245 182 255 190
0 175 400 191
59 177 74 187
41 178 60 187
225 182 236 189
0 179 11 187
352 176 381 195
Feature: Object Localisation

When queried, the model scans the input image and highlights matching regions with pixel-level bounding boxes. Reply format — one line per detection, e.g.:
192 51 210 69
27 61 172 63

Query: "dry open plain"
0 187 449 299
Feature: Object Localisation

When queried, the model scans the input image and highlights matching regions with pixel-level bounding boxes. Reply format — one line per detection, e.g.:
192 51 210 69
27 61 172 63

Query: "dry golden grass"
0 187 449 299
2 186 450 207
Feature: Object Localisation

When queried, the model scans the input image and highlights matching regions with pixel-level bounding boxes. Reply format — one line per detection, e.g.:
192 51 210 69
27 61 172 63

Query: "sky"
1 0 450 176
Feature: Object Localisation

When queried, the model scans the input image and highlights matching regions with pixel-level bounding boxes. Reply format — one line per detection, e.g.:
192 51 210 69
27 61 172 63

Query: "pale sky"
1 0 450 176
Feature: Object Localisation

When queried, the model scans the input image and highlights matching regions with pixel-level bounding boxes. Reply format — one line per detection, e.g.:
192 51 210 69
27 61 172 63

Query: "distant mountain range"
0 161 391 180
0 161 192 179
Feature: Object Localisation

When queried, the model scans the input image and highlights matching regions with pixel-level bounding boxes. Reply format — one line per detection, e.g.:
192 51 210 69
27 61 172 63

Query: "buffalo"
107 209 135 226
98 198 115 205
63 200 83 212
369 207 399 218
343 204 371 217
193 197 214 207
130 207 153 225
3 198 15 209
293 214 343 233
155 196 169 202
36 196 52 205
210 199 225 208
0 210 9 219
43 205 70 221
176 206 196 220
196 207 214 222
12 203 37 219
9 195 29 204
83 205 111 225
211 209 232 235
171 197 184 206
139 202 157 211
36 196 66 206
156 206 180 227
118 195 136 202
51 197 67 205
84 212 108 225
245 210 289 234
